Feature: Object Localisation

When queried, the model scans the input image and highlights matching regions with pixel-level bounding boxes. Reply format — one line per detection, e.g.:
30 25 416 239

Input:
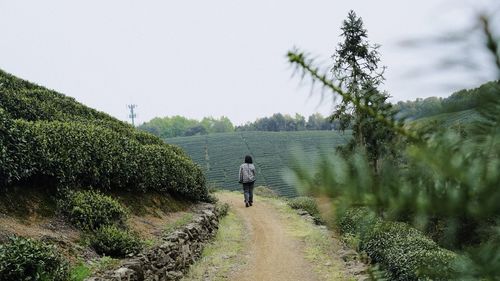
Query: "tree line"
236 113 340 132
138 116 234 139
138 113 340 138
393 80 497 120
138 83 495 140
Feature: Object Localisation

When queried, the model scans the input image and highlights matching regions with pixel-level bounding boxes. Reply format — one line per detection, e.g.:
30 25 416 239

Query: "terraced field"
166 131 351 197
410 109 483 129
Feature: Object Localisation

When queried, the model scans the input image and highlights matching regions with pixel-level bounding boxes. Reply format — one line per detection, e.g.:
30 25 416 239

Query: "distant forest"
394 80 497 119
138 81 497 139
138 113 339 138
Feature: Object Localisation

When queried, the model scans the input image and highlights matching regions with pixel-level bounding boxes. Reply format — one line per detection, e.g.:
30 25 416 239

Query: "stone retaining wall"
86 203 221 281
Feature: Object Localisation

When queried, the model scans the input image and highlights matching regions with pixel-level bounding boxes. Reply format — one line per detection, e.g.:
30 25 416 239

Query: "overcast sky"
0 1 498 125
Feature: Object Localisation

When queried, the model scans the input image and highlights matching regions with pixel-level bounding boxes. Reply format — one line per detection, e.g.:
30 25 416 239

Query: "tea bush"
216 202 230 217
0 68 126 128
338 208 459 280
0 236 69 281
0 71 167 147
132 130 165 146
59 190 128 231
0 118 208 201
89 225 143 258
287 196 319 216
253 186 279 198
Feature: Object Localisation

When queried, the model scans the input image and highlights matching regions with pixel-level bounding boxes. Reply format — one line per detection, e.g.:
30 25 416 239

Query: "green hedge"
287 196 320 216
338 208 459 280
89 225 143 258
0 70 166 147
0 108 32 183
0 87 123 128
216 202 230 217
0 68 124 126
59 190 129 231
0 112 208 201
0 237 69 281
0 88 167 146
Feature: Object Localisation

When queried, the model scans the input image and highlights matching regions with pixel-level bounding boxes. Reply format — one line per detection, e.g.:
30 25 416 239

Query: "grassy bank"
181 208 247 281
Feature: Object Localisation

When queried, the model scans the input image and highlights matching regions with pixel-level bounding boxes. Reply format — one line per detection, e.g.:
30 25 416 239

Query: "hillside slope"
0 69 207 201
167 131 351 197
0 69 165 146
397 80 496 129
409 108 483 130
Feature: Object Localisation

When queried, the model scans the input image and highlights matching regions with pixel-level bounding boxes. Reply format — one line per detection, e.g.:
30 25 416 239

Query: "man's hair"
244 155 253 164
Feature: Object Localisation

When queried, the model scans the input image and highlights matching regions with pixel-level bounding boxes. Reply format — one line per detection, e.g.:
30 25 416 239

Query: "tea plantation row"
166 131 351 197
409 109 483 130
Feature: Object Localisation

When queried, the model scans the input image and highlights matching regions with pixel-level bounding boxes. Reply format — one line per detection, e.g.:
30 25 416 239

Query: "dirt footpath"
218 193 320 281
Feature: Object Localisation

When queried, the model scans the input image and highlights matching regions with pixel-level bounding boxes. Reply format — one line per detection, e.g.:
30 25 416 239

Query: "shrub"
132 130 165 145
216 202 230 217
338 208 459 280
59 190 128 231
87 256 120 274
287 196 320 216
253 186 278 198
136 144 208 200
68 263 91 281
0 236 69 281
0 108 33 185
89 225 142 258
0 70 127 129
0 119 208 201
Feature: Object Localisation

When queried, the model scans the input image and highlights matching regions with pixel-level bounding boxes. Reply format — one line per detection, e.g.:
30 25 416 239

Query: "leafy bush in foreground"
253 186 279 198
89 225 143 258
59 190 128 231
216 202 230 217
58 190 144 258
0 237 69 281
339 208 459 280
287 196 319 216
0 116 208 201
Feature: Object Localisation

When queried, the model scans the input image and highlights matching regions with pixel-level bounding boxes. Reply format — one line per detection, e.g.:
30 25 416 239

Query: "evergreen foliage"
287 10 500 280
0 237 69 281
330 10 395 167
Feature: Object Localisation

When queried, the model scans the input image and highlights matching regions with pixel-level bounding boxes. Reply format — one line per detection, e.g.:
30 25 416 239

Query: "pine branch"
287 49 421 142
480 15 500 77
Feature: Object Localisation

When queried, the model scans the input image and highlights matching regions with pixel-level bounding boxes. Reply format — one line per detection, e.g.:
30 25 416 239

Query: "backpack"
241 164 256 183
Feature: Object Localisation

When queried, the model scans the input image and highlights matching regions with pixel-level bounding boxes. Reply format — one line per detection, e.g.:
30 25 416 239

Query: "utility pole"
127 104 137 126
